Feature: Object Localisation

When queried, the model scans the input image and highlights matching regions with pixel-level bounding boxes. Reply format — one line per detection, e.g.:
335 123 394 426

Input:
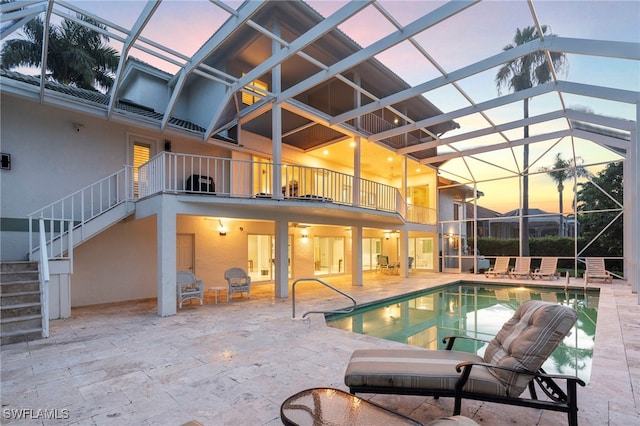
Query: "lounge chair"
344 300 584 426
509 257 532 279
176 271 204 308
377 255 394 274
584 257 613 284
532 257 559 280
224 267 251 300
484 257 510 278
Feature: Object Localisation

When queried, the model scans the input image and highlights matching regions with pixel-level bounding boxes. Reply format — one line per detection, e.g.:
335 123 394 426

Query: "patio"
1 273 639 425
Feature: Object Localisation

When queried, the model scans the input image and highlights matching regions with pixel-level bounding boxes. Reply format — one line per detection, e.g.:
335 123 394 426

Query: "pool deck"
1 273 639 425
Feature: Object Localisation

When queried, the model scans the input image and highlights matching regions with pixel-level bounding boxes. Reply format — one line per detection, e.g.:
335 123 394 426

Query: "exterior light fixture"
218 220 227 236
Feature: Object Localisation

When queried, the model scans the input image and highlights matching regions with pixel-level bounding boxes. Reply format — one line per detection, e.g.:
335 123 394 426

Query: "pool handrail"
291 277 356 320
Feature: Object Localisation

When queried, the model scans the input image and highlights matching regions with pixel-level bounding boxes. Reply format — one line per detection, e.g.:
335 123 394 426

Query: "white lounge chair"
584 258 613 284
484 257 510 278
532 257 559 280
509 257 532 279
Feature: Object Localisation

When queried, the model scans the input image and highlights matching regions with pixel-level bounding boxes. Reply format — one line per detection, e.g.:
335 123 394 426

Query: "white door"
177 234 195 272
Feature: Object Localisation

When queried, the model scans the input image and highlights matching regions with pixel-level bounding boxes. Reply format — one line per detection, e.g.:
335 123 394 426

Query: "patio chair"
377 255 393 274
532 258 559 280
408 256 414 274
509 257 532 279
344 300 584 426
224 267 252 301
176 271 204 308
584 258 613 284
484 257 510 278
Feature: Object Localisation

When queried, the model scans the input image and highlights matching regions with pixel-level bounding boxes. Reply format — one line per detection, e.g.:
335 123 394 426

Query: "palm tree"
495 26 568 255
539 153 590 236
1 13 119 92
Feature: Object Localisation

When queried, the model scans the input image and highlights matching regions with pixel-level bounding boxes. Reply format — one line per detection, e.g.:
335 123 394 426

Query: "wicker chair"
224 267 251 301
176 271 204 308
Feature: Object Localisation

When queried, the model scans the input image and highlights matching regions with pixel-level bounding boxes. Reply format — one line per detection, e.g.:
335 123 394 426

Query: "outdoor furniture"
206 286 227 304
344 300 584 426
224 267 251 301
584 258 613 284
280 388 424 426
176 271 204 308
377 255 394 274
484 257 510 278
509 257 532 279
408 256 414 274
532 258 559 280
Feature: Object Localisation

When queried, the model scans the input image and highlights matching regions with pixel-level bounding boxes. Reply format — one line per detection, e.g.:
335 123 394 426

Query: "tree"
495 26 568 256
1 13 119 91
576 162 623 258
539 153 590 236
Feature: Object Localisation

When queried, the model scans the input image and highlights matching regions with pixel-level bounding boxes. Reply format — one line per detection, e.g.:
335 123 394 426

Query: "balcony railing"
138 152 405 213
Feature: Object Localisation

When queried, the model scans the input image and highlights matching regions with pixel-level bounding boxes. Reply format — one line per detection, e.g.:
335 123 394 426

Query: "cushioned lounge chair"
532 257 559 280
344 300 584 426
584 257 613 284
509 257 532 279
484 257 510 278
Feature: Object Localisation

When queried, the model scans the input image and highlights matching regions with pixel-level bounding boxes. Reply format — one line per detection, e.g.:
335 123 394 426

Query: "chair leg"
453 397 462 415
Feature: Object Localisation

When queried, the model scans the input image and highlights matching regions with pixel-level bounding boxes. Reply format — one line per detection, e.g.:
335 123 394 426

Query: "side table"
207 286 226 304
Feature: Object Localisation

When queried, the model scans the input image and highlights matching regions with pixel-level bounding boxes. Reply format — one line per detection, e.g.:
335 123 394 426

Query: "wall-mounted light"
72 122 84 132
218 220 227 236
301 229 308 240
385 232 390 240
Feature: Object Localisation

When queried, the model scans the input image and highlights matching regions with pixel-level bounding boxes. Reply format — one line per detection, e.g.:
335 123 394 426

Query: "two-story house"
1 1 469 324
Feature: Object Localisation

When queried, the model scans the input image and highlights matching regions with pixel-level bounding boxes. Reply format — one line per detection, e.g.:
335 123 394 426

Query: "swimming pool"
326 282 599 383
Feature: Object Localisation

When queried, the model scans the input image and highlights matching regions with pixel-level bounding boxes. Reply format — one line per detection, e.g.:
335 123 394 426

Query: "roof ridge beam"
541 37 640 60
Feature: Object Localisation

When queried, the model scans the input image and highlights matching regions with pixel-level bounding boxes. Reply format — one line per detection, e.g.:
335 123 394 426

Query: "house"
0 1 462 322
1 0 637 338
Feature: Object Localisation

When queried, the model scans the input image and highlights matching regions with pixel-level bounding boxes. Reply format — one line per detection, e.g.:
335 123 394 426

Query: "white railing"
28 167 131 260
138 152 401 213
38 218 50 338
407 204 437 225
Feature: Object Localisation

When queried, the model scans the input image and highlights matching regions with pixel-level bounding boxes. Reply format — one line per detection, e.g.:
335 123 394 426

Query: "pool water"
326 282 599 383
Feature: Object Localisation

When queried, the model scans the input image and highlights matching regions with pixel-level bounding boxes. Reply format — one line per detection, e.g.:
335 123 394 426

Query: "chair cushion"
345 348 507 396
483 300 577 396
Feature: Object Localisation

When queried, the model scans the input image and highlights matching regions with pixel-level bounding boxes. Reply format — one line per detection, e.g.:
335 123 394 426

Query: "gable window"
241 75 268 106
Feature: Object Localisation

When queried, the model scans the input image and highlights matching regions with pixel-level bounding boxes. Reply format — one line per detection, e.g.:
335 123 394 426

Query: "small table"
207 286 226 304
280 388 422 426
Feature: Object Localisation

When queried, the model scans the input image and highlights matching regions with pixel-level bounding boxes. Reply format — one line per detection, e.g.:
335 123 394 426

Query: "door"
177 234 195 272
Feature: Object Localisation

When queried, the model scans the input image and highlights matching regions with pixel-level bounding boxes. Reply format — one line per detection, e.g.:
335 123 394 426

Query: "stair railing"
28 167 131 261
291 277 357 320
38 218 50 338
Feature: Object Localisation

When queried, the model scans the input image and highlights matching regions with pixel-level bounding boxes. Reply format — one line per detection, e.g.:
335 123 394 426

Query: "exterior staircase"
1 262 43 345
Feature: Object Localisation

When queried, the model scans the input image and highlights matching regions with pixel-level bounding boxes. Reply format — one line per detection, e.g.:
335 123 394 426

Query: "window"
241 75 268 106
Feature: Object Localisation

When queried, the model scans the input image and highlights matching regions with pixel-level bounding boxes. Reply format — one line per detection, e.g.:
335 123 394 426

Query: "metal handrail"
291 277 357 320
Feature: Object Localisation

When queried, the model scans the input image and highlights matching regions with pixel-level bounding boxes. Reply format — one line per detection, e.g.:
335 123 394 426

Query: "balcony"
137 152 435 225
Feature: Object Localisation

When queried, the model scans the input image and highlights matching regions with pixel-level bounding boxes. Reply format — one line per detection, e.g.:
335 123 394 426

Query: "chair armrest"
454 360 586 387
442 335 491 350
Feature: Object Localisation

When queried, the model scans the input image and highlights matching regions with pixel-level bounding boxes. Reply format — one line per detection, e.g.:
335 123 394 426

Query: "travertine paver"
1 273 639 425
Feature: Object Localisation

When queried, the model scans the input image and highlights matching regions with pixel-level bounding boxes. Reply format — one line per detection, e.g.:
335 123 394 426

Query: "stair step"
1 291 41 305
1 328 42 345
0 281 40 293
1 314 42 334
1 272 40 283
1 262 38 273
1 303 42 318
